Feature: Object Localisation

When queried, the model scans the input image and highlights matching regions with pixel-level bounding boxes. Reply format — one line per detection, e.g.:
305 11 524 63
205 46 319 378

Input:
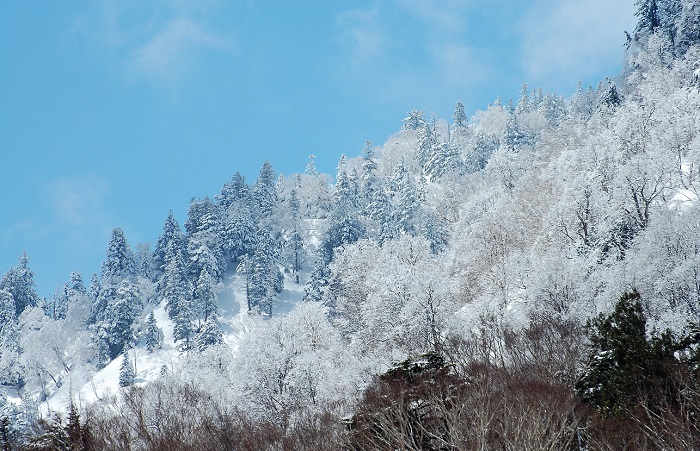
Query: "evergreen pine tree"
576 290 678 417
452 101 467 127
253 161 278 218
193 316 223 351
0 289 20 387
144 311 162 353
100 228 137 285
194 267 217 322
0 252 40 318
118 349 135 387
216 172 250 212
153 210 186 280
99 281 141 360
185 197 225 281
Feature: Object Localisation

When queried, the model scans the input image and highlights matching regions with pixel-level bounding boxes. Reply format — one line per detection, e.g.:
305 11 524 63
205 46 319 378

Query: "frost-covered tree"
253 160 278 218
118 348 135 387
424 141 463 180
0 290 20 387
221 200 257 263
0 252 40 318
324 164 366 258
402 109 427 131
173 294 195 350
185 197 225 281
194 267 217 323
216 171 250 212
97 281 141 361
416 124 437 172
144 311 162 353
153 211 186 280
247 230 283 315
285 187 305 283
100 228 137 286
160 240 193 329
53 272 87 320
502 110 529 152
452 101 467 127
389 160 421 235
193 316 223 351
676 0 700 54
360 142 394 239
516 83 530 115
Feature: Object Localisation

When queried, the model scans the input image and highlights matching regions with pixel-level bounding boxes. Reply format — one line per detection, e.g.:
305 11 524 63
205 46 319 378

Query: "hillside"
2 1 700 449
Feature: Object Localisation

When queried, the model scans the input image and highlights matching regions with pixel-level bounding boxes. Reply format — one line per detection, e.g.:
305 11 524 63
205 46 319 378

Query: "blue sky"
0 0 636 298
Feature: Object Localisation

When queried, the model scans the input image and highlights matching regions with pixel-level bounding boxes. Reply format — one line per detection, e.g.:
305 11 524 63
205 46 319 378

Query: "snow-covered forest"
2 1 700 449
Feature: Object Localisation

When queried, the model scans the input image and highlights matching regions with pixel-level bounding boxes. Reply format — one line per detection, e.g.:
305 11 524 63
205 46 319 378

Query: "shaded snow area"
40 267 308 416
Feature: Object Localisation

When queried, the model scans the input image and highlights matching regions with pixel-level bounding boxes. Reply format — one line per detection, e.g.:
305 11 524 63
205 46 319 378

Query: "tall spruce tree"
0 252 40 318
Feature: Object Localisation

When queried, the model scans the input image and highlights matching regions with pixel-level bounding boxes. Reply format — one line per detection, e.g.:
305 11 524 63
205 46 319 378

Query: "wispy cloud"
518 0 637 90
336 6 386 69
73 0 233 87
335 1 489 109
129 18 231 84
49 176 110 227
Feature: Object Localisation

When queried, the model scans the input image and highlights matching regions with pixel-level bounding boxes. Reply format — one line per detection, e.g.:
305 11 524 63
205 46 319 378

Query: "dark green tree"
576 290 678 417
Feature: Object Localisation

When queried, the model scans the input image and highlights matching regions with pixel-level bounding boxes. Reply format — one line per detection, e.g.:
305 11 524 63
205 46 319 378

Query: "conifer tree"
193 316 223 351
288 188 305 283
100 228 137 286
194 267 217 322
576 290 678 416
452 101 467 127
118 349 135 387
185 197 225 281
99 281 141 360
144 311 162 353
253 161 278 218
216 171 250 212
153 210 186 280
0 252 40 318
0 289 20 387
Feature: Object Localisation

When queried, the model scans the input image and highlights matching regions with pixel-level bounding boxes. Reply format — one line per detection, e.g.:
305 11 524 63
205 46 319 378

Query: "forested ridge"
2 1 700 449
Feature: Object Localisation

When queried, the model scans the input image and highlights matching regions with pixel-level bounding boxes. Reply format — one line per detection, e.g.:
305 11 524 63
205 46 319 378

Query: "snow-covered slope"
40 267 308 416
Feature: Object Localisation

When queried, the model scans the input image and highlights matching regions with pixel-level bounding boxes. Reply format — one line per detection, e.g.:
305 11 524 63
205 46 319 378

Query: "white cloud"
49 176 110 227
129 18 230 83
337 6 386 67
397 0 471 37
518 0 637 89
74 1 233 87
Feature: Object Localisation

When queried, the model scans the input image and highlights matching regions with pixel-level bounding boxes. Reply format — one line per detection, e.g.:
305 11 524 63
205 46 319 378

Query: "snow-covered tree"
118 348 135 387
153 211 186 279
100 228 137 286
185 197 225 281
194 267 217 322
402 109 427 131
253 160 278 218
452 101 467 127
247 230 283 315
0 290 20 387
216 171 250 212
0 252 40 318
144 311 162 353
97 281 141 361
193 316 223 351
53 272 87 320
